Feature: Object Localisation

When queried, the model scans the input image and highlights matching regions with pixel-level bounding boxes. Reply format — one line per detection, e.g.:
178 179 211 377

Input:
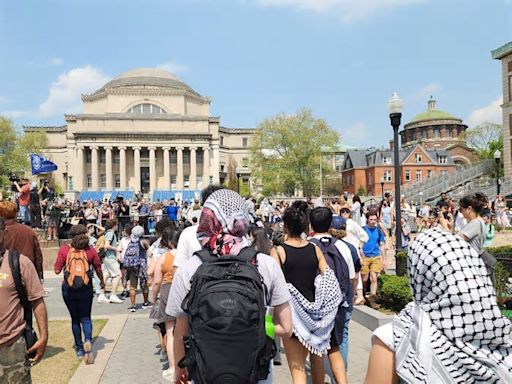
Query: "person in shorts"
123 225 150 312
361 212 386 307
102 219 123 304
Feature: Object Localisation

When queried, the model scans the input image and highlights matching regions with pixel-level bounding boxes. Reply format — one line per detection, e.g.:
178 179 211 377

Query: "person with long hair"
365 228 512 383
271 204 341 384
151 226 180 381
495 194 510 230
351 195 362 226
54 224 105 363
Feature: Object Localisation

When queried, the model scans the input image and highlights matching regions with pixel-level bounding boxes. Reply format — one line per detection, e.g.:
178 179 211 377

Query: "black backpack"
179 247 275 384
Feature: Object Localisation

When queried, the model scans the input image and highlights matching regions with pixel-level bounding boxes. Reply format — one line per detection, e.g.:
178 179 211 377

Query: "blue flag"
31 153 57 175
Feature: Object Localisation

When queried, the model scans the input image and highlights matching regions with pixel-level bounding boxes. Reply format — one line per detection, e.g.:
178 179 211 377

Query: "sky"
1 0 511 148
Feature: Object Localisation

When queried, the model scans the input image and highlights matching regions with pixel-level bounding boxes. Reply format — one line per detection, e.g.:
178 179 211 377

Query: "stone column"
149 146 156 192
202 147 210 186
211 144 220 184
163 146 170 189
105 146 113 190
91 146 99 190
176 146 184 189
189 146 197 190
76 146 84 191
133 146 141 192
119 146 126 189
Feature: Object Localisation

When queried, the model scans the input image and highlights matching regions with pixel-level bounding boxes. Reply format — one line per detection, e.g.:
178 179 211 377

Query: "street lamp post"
494 149 501 196
380 177 385 200
388 92 404 251
236 167 242 194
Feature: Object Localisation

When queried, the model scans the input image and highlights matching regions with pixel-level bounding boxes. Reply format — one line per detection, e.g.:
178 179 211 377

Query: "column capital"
162 146 171 151
90 145 99 151
176 146 184 151
104 146 113 151
133 146 141 151
189 146 198 151
148 146 157 151
118 146 127 150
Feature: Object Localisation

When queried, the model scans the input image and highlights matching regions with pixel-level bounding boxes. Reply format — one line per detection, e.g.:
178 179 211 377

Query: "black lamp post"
494 149 501 196
380 177 385 200
388 92 404 251
236 167 242 194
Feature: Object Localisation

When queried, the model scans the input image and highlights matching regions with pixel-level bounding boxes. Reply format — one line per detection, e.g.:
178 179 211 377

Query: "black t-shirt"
30 189 40 205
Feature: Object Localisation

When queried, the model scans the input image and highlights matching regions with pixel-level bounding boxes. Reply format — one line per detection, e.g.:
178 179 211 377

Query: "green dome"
410 110 456 123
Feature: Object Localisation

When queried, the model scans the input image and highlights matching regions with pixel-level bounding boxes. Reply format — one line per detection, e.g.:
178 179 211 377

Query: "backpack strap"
237 247 259 265
8 250 33 328
194 248 218 263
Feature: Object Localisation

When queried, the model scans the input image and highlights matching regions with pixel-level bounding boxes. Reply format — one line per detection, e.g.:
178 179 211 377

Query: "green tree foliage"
250 108 340 196
466 122 503 159
0 116 48 187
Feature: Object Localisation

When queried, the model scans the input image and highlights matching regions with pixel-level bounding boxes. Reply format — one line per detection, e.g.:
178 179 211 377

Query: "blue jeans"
19 205 29 224
62 284 93 350
339 310 352 368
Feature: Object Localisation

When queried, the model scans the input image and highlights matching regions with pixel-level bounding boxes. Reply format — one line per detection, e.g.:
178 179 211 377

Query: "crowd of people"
0 183 511 384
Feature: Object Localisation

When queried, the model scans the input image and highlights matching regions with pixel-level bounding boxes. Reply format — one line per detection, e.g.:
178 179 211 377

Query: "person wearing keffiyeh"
365 227 512 384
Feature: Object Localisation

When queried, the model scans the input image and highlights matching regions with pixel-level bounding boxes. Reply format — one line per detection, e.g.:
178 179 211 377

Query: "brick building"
342 144 456 196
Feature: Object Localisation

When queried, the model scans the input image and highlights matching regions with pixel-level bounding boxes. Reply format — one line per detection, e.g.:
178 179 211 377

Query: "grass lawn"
31 319 108 384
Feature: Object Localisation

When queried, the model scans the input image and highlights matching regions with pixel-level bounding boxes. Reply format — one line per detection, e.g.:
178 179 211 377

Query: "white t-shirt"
344 218 369 252
311 234 355 279
173 224 201 268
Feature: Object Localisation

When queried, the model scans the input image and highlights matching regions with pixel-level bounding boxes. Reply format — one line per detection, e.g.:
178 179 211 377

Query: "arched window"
128 103 166 114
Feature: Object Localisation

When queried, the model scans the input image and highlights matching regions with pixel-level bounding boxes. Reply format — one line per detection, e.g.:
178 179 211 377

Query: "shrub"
494 262 511 307
395 251 407 277
377 274 413 313
484 246 512 274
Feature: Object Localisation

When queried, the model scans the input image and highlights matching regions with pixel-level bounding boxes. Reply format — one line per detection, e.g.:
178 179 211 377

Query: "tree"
465 122 502 157
250 108 340 197
0 116 47 187
357 185 366 196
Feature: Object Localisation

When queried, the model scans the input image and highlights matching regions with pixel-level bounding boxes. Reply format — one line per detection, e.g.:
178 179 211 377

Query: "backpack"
178 247 275 384
309 237 349 301
123 240 145 268
96 234 106 259
64 247 91 289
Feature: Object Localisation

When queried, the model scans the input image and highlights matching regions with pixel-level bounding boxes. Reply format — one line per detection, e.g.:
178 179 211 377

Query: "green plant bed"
395 251 408 277
377 274 412 313
501 309 512 320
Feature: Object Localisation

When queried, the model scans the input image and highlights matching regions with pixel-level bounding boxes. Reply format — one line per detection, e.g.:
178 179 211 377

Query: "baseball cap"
331 215 346 230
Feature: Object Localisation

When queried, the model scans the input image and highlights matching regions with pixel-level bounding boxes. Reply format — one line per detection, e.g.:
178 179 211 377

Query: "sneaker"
83 340 94 365
129 305 136 313
120 290 129 298
142 301 153 309
98 294 110 304
162 367 174 382
76 348 85 359
109 295 123 304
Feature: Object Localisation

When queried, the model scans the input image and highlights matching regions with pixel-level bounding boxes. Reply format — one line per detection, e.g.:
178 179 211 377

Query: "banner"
31 153 58 175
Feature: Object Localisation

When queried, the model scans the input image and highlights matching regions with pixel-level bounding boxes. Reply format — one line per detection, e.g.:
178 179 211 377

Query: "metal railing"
403 160 494 202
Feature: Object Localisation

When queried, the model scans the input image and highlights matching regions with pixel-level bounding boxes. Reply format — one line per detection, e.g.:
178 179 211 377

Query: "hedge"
395 251 407 277
377 274 412 313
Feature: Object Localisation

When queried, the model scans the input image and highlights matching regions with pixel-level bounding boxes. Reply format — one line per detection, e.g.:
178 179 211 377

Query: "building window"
170 150 177 163
113 151 120 164
128 103 166 114
421 130 427 139
242 137 248 148
170 175 176 189
220 164 225 173
184 177 190 189
405 170 410 181
220 136 224 146
383 170 392 182
183 150 190 164
99 151 106 164
415 153 422 163
416 170 422 182
434 128 440 138
87 175 92 188
439 155 447 164
440 170 448 177
427 170 433 178
86 151 91 164
114 174 120 188
242 157 249 168
100 174 106 188
383 156 392 164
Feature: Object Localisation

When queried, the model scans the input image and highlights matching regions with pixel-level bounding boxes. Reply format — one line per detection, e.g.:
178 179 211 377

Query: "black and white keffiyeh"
288 267 342 356
394 227 512 383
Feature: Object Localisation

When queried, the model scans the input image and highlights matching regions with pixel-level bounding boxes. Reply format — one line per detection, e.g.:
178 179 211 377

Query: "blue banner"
31 153 57 175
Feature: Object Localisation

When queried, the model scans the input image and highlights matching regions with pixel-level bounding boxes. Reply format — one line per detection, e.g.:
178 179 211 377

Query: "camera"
8 173 20 183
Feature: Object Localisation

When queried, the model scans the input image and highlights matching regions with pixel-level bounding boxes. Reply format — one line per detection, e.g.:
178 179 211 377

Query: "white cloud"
1 65 110 119
342 122 369 144
49 57 64 66
157 60 189 74
258 0 427 22
465 96 502 128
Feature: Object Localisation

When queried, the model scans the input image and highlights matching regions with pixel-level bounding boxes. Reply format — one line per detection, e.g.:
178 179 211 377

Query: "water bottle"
265 307 275 339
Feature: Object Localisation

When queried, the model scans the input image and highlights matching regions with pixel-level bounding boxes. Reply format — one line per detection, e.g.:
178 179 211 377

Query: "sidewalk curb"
68 314 128 384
